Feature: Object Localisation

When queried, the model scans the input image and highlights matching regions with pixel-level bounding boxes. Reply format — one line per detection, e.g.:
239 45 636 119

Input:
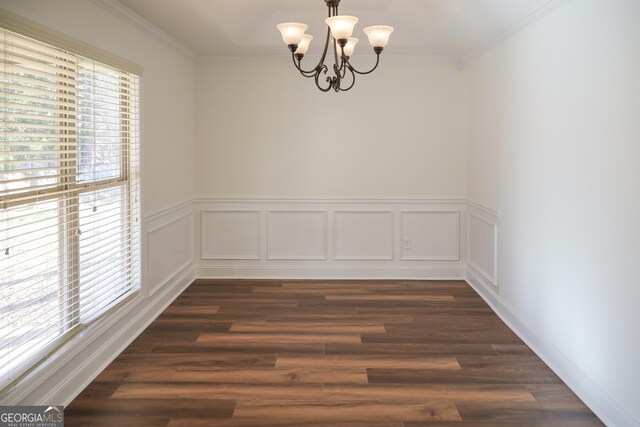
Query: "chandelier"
276 0 394 92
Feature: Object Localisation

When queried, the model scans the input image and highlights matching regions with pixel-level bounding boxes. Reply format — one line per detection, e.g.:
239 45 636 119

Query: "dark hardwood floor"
65 280 602 426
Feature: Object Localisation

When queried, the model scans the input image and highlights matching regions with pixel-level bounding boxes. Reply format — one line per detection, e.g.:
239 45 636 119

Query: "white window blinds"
0 28 140 390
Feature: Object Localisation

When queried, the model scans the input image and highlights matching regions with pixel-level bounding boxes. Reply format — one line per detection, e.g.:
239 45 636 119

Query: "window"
0 28 140 389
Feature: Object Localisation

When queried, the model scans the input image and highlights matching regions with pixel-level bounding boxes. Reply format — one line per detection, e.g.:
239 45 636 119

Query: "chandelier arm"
294 12 334 78
340 56 348 79
315 26 334 75
339 64 356 92
333 39 340 73
314 68 333 92
331 36 347 80
347 53 381 75
332 54 344 91
291 53 319 76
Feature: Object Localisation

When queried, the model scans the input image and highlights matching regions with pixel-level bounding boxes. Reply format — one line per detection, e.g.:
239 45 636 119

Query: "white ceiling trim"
196 53 458 65
90 0 197 61
464 0 574 61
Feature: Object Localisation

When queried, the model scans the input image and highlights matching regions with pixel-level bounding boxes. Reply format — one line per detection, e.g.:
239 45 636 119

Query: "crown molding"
89 0 197 61
464 0 573 62
196 53 457 65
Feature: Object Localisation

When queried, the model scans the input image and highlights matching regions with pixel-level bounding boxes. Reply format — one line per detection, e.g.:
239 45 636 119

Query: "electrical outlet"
403 237 411 250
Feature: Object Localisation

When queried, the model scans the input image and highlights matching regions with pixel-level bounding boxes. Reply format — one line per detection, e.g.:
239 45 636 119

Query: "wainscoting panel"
195 198 468 279
467 203 498 287
333 211 394 260
145 202 194 296
201 210 260 260
400 211 460 261
267 211 327 260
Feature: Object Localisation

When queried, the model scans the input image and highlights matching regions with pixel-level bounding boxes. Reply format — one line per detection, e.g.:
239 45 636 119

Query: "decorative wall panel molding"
467 205 498 287
400 210 460 261
201 210 260 260
333 211 394 260
194 198 467 279
267 210 327 260
145 206 194 296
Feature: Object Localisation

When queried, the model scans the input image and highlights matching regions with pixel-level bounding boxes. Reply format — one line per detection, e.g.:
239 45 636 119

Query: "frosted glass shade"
295 34 313 55
325 16 359 41
341 37 359 57
363 25 394 48
276 23 308 45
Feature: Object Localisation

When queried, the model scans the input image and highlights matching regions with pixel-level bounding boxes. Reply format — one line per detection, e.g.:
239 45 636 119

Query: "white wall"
466 0 640 425
195 58 467 198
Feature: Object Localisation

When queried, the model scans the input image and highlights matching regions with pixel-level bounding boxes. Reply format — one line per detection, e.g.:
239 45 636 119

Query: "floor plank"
325 294 455 302
230 321 386 333
169 420 403 427
108 352 278 369
198 332 362 344
173 368 367 384
152 341 325 354
325 342 499 356
275 355 460 370
65 398 235 418
113 383 327 401
367 356 563 385
230 400 461 422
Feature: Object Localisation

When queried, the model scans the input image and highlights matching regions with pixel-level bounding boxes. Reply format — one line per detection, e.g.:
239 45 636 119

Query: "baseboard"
0 263 195 406
196 265 466 280
465 268 638 427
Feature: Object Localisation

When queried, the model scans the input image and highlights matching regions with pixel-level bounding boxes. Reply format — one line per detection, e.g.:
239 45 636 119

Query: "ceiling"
115 0 561 58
